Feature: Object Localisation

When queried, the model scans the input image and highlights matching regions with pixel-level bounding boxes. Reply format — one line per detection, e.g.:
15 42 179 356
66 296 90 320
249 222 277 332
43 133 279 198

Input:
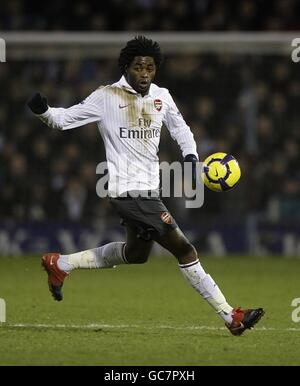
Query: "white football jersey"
37 76 198 196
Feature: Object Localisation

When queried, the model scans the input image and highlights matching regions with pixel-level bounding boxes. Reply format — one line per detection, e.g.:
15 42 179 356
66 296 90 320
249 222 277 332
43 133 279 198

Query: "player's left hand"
184 154 198 189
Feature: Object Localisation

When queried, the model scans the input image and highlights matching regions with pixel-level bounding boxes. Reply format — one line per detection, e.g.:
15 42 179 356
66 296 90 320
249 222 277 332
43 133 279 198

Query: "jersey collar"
116 76 154 97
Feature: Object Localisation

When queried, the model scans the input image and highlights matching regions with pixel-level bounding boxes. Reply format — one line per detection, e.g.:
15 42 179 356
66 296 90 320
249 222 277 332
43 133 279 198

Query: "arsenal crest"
154 99 162 111
161 211 172 224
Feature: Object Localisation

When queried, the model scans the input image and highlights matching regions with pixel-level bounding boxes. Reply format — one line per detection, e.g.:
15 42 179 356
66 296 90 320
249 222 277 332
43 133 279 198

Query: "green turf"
0 255 300 366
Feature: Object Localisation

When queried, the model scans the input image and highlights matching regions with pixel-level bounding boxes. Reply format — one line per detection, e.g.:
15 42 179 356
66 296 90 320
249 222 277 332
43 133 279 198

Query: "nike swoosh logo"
50 256 54 266
119 104 130 109
215 169 219 177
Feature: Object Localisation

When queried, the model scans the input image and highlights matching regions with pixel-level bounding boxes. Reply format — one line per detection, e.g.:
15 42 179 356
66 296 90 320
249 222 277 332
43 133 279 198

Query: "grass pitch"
0 255 300 366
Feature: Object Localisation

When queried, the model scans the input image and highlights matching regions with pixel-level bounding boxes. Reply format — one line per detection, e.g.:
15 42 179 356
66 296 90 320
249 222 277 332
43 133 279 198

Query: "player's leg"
56 226 153 271
153 227 234 321
42 239 128 301
43 195 156 301
153 227 197 265
42 225 153 301
124 226 154 264
154 227 264 334
56 242 127 272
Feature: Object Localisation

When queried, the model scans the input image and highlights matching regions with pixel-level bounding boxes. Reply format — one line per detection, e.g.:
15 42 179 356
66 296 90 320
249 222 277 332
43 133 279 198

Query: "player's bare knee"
134 255 149 264
127 255 149 264
125 246 149 264
177 242 198 263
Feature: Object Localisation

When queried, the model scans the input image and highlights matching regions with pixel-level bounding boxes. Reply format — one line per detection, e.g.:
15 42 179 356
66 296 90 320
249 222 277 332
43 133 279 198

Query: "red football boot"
226 307 265 336
41 253 68 301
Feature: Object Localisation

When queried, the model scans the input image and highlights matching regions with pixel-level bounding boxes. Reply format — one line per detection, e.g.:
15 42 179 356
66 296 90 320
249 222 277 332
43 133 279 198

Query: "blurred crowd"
1 53 299 225
1 0 299 31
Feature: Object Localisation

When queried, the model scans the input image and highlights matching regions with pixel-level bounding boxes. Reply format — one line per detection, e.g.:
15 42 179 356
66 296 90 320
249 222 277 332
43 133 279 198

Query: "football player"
28 36 264 335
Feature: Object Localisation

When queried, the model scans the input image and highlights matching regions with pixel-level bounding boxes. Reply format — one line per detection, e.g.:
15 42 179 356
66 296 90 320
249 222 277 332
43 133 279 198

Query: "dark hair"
118 36 162 74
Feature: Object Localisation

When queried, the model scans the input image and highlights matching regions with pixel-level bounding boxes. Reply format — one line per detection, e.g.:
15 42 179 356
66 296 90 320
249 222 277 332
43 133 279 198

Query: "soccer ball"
202 152 241 192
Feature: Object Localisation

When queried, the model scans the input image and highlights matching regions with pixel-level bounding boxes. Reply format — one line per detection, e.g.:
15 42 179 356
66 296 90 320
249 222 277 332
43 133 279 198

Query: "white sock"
57 242 128 273
179 260 233 324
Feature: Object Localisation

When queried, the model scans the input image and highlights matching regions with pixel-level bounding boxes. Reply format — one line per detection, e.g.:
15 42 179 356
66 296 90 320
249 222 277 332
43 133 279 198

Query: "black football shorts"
109 191 178 241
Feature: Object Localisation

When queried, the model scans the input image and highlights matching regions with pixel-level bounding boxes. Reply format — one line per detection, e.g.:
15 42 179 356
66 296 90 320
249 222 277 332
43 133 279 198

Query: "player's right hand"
27 93 48 114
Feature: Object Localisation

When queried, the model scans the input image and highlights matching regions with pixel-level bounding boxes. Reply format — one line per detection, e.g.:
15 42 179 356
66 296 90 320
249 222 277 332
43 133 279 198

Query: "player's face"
126 56 156 96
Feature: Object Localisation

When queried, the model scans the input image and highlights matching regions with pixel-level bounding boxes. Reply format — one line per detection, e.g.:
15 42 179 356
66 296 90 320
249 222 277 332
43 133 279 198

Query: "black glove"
27 93 48 114
184 154 198 189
